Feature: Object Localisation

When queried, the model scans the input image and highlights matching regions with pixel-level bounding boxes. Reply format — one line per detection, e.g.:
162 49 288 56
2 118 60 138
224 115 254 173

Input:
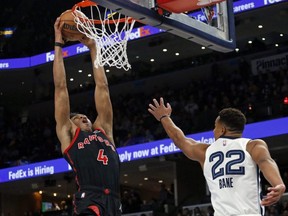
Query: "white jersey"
203 137 264 216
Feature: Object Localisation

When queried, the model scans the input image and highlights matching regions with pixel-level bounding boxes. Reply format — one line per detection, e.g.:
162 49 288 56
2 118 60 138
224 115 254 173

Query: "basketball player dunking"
53 17 121 216
148 97 286 216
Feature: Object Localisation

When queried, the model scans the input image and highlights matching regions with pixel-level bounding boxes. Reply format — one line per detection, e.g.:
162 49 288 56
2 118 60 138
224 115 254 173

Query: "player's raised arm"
148 97 208 164
53 17 73 151
79 37 114 144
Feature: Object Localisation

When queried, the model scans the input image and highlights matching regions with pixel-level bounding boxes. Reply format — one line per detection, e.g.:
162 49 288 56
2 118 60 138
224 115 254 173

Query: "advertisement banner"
0 117 287 183
251 52 288 74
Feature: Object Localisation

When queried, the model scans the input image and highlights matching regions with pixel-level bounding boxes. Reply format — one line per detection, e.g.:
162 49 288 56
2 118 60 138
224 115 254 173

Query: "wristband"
159 115 169 122
54 42 64 48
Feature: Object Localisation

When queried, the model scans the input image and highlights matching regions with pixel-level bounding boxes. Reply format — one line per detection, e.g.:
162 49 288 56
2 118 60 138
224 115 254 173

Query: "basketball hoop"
71 0 136 71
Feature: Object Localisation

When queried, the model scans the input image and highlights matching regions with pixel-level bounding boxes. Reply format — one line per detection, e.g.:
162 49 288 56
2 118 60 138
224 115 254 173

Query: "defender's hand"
261 184 286 206
148 97 172 121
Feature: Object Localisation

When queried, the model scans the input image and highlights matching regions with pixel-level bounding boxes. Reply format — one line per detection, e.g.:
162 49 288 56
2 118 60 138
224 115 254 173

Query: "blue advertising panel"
0 117 287 183
0 0 284 70
0 158 71 183
0 57 30 69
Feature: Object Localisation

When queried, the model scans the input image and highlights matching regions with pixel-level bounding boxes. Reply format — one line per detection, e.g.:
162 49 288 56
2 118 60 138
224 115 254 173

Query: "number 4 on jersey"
97 149 108 165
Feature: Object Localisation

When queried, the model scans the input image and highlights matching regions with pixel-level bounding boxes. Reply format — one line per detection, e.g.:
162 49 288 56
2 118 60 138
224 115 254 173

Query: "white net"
72 5 136 71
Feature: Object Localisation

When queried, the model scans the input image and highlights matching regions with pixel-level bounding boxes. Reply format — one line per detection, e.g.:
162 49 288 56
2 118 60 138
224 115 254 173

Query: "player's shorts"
73 186 121 216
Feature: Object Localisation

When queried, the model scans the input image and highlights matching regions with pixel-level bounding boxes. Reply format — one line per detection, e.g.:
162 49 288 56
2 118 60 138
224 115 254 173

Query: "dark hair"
70 112 79 119
218 108 246 133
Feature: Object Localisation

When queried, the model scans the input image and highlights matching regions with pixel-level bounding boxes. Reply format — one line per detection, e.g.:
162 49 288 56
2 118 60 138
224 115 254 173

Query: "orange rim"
72 0 135 24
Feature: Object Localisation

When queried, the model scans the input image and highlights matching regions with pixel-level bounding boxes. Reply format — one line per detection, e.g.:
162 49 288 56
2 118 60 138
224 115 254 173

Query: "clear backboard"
90 0 236 52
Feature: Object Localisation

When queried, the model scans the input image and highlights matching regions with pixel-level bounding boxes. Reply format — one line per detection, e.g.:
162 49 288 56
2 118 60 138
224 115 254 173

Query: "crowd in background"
0 61 287 168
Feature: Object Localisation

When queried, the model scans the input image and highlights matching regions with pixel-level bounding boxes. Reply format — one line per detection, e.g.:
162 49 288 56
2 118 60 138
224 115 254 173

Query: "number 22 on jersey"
209 150 245 189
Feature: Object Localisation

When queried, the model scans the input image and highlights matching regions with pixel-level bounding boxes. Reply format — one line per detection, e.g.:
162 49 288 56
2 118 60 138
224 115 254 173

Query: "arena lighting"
0 27 15 38
284 96 288 105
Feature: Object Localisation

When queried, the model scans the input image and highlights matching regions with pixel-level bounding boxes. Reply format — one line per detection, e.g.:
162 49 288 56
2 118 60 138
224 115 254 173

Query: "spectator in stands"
53 18 121 216
129 189 143 213
207 205 214 216
158 183 174 213
182 208 192 216
193 207 203 216
148 97 286 215
176 208 184 216
280 200 288 214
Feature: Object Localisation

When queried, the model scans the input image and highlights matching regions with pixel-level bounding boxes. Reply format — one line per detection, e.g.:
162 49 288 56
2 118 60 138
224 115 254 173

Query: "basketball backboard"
90 0 236 52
